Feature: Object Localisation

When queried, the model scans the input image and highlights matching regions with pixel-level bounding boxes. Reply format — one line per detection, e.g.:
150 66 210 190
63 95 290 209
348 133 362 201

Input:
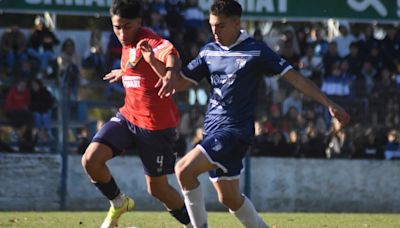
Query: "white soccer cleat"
101 196 135 228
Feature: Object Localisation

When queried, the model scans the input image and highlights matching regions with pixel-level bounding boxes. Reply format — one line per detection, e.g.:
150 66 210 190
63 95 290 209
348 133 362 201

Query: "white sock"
183 185 208 228
110 193 125 208
230 195 268 228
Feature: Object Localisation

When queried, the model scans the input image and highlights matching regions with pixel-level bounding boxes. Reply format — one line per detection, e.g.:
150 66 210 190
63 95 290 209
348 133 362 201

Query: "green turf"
0 211 399 228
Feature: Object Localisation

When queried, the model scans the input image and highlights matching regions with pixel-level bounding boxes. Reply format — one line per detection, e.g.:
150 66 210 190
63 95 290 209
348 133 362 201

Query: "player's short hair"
110 0 143 19
210 0 242 18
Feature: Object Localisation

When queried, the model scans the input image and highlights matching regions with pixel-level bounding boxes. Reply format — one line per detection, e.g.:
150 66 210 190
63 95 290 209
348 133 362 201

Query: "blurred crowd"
0 0 399 159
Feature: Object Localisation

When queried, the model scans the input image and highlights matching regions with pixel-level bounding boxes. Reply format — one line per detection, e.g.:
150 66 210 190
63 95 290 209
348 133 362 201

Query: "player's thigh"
144 175 169 191
90 114 136 157
212 179 242 204
176 146 217 177
83 142 113 165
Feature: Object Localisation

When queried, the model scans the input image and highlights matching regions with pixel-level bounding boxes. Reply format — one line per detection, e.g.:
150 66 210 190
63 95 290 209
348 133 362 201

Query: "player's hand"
137 39 154 64
103 69 123 83
329 104 350 125
154 70 177 98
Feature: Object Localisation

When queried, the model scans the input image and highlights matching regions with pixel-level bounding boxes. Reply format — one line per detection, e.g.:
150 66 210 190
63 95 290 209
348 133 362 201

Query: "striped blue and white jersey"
182 31 292 142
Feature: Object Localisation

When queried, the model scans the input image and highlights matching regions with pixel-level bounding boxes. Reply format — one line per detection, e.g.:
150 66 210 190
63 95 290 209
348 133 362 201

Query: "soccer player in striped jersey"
174 0 350 227
81 0 192 227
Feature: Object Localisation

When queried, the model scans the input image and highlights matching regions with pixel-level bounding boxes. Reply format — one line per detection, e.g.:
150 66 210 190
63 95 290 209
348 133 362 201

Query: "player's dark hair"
110 0 143 19
210 0 242 18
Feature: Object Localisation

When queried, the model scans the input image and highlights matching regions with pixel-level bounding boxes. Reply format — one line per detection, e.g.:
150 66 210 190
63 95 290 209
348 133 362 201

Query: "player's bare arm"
155 54 181 98
138 39 167 78
283 69 350 125
174 73 195 92
103 69 123 83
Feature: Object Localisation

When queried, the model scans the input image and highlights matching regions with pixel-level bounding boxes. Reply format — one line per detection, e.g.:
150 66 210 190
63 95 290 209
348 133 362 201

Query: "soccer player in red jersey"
81 0 192 227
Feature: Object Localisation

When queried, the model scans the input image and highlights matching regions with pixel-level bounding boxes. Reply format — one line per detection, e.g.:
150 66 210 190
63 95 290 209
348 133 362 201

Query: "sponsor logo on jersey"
122 76 141 88
128 48 142 67
211 73 237 85
212 138 223 151
279 58 287 66
235 57 247 69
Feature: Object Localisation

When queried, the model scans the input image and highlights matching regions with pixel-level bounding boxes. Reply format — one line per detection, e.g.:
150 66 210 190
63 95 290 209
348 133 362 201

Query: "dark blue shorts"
198 130 249 182
92 113 177 177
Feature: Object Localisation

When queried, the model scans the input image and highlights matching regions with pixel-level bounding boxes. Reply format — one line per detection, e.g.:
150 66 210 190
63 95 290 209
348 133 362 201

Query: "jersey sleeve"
148 38 179 64
260 44 293 76
181 50 209 84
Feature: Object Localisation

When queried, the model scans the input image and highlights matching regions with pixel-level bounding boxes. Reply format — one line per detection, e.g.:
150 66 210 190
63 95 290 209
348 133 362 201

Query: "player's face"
111 15 142 46
209 14 240 46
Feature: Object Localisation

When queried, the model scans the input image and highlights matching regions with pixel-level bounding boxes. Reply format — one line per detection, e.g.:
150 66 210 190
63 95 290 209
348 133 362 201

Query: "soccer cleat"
101 196 135 228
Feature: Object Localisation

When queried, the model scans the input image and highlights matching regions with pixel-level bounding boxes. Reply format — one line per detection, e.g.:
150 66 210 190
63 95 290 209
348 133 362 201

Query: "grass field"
1 211 400 228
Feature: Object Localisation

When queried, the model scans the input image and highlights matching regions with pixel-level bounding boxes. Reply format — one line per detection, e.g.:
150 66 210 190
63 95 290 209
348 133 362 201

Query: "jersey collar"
217 30 250 50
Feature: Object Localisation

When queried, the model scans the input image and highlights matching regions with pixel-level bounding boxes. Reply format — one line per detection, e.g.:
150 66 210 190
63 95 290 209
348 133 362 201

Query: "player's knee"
81 148 100 171
175 160 192 183
146 183 166 199
217 193 239 208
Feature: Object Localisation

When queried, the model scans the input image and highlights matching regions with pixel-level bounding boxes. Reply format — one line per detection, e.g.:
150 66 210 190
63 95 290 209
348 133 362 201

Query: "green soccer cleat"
101 196 135 228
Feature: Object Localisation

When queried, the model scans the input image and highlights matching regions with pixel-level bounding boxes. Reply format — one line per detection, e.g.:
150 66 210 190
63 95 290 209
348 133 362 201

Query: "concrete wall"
1 154 399 212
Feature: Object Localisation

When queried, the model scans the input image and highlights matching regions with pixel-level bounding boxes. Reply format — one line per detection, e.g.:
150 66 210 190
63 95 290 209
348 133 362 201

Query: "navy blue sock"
169 205 191 225
93 177 121 200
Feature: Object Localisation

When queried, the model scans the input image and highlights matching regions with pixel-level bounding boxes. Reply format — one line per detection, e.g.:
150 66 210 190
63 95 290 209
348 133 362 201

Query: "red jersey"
4 86 31 112
119 27 179 130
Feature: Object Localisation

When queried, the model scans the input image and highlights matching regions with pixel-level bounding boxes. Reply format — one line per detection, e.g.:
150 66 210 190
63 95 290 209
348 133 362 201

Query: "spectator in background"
77 125 90 155
103 59 124 102
27 16 59 78
369 67 397 123
148 10 170 39
381 26 400 72
321 63 352 121
165 0 185 34
366 42 385 73
251 120 270 156
253 29 264 42
280 40 300 70
360 59 378 95
384 98 400 130
384 129 400 160
280 26 301 56
178 106 204 145
295 27 309 56
325 118 353 158
82 29 106 77
105 32 122 72
264 103 283 135
4 80 34 152
334 22 356 58
286 129 301 157
282 106 301 132
264 130 290 157
29 78 54 142
187 127 204 152
282 89 302 116
360 25 380 57
4 80 32 130
302 108 327 135
0 25 27 76
57 38 81 101
182 0 205 43
312 27 329 57
299 44 323 84
344 42 363 77
353 128 383 159
299 124 326 158
322 42 342 76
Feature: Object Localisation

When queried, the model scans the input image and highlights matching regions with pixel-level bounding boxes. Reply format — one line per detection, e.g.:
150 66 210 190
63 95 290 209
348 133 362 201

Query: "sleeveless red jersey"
119 27 179 130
